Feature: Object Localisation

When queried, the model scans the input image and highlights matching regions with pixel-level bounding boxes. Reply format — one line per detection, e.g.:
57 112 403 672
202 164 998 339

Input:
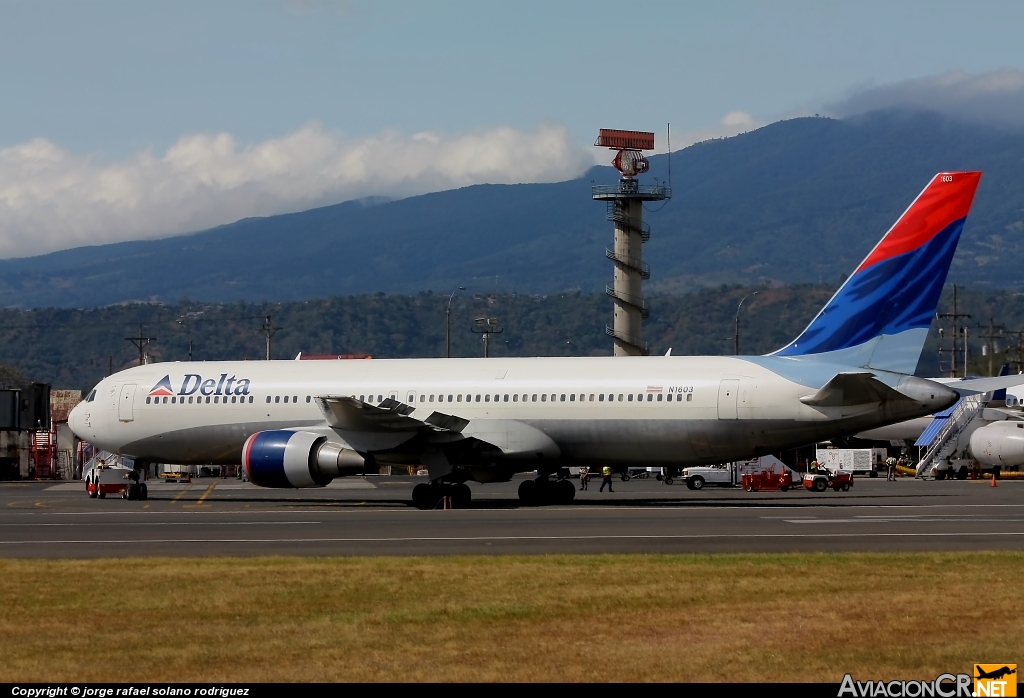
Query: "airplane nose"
68 403 82 436
897 376 959 411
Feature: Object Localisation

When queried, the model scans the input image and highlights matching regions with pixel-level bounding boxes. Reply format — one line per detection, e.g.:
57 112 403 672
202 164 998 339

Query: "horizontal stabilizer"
800 372 911 407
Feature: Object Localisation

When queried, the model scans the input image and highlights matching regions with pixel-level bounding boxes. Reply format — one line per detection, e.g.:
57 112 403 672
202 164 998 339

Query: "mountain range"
2 109 1023 308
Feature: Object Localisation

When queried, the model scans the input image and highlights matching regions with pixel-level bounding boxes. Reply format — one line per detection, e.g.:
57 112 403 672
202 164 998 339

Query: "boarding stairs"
914 395 984 478
83 450 134 474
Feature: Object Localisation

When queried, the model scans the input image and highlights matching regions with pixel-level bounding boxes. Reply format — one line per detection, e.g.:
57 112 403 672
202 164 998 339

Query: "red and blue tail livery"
773 172 982 374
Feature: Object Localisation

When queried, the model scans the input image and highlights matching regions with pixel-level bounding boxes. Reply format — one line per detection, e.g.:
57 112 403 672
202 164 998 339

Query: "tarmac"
1 474 1022 557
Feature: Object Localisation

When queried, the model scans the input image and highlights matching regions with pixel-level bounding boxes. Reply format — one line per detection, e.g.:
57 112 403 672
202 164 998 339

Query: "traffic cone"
991 474 998 487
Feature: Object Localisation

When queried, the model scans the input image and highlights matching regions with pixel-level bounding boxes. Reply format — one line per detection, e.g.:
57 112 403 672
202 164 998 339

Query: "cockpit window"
86 390 96 403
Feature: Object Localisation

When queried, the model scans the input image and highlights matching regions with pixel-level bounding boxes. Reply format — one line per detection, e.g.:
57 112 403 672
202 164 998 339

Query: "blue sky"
2 0 1024 257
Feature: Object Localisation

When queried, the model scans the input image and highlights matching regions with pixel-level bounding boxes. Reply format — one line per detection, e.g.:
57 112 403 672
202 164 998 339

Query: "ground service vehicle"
742 469 793 492
803 469 854 492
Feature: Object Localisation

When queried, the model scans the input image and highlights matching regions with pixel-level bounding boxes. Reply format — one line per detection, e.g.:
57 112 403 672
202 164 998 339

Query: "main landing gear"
411 482 472 510
517 477 576 506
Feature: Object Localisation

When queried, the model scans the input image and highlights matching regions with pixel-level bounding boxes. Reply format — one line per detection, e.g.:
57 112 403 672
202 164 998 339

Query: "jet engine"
969 421 1024 467
242 430 367 488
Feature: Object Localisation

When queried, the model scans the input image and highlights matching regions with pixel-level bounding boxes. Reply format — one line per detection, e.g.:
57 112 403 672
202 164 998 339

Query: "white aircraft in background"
71 171 1013 507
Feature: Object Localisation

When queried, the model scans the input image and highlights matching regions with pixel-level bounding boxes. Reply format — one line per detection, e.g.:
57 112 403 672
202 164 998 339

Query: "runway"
1 475 1023 557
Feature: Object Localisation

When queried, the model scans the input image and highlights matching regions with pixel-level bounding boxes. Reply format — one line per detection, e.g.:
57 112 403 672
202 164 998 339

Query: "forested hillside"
2 284 1022 392
2 110 1023 308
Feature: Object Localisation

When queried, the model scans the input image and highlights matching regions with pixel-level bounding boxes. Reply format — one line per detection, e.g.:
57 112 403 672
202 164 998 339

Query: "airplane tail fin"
772 172 982 374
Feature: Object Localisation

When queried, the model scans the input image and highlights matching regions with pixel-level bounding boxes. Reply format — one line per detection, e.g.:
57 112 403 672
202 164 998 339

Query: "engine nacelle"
242 430 366 488
969 421 1024 467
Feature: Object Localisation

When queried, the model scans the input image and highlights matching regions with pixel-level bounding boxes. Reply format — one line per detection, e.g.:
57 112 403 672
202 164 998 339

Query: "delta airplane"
70 171 1007 508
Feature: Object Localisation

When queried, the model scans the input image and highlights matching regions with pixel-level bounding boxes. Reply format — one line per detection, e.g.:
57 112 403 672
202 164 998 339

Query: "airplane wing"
315 396 557 458
935 375 1024 395
800 372 912 407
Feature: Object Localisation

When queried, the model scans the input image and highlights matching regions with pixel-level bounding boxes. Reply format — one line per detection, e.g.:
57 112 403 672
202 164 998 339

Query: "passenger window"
513 394 519 402
560 394 566 402
598 394 604 402
475 395 480 402
618 394 623 401
306 396 311 403
293 396 297 403
667 394 673 402
628 394 633 401
551 394 556 402
494 394 499 402
485 395 490 402
170 397 176 404
570 394 575 402
214 396 219 404
249 396 254 403
232 396 237 403
657 394 663 402
188 397 193 404
283 396 288 403
687 393 693 402
146 397 151 404
457 395 463 402
504 394 509 402
206 396 211 404
163 397 168 404
647 394 653 402
275 396 280 403
267 396 272 403
541 394 547 402
429 395 434 402
589 394 594 401
532 394 537 402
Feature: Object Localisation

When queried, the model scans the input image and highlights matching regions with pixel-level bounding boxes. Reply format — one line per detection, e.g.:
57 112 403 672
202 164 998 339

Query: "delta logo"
148 373 253 398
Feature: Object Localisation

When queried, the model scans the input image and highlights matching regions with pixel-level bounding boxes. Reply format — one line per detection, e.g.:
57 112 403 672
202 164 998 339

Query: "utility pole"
125 325 156 366
936 285 971 377
471 317 502 358
734 291 758 355
978 318 1005 376
261 315 282 360
446 286 466 358
1003 329 1024 373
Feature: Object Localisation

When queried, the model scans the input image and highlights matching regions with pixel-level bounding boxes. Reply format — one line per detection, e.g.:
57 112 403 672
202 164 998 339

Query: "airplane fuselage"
69 355 955 472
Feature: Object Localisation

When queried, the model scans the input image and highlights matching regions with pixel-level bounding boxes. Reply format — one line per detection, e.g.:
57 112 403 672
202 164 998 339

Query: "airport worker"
600 465 614 492
886 456 897 481
580 466 590 491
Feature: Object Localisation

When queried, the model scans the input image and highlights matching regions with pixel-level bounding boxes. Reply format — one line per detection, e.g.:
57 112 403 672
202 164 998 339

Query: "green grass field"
1 552 1021 682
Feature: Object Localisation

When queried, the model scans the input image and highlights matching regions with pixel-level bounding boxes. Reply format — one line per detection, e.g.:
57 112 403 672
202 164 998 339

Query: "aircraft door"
717 379 739 420
118 383 137 422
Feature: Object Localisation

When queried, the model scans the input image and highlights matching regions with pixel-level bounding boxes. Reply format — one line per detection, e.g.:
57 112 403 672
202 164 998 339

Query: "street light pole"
734 292 758 355
446 286 466 358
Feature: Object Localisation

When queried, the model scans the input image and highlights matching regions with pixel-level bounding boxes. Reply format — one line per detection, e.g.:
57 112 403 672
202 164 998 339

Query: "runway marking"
3 531 1024 545
170 485 192 503
785 518 1024 524
196 482 217 505
0 521 320 527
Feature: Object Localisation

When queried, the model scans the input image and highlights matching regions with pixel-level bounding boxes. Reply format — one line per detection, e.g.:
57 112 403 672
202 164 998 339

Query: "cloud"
671 110 764 149
0 123 593 259
826 70 1024 129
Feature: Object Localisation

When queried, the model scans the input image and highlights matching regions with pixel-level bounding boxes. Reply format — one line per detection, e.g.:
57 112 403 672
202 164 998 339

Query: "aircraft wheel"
412 483 436 510
558 478 576 503
518 479 538 506
453 483 472 508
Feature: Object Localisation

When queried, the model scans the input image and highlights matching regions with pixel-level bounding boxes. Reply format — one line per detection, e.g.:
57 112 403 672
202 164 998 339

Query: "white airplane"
70 171 1009 507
